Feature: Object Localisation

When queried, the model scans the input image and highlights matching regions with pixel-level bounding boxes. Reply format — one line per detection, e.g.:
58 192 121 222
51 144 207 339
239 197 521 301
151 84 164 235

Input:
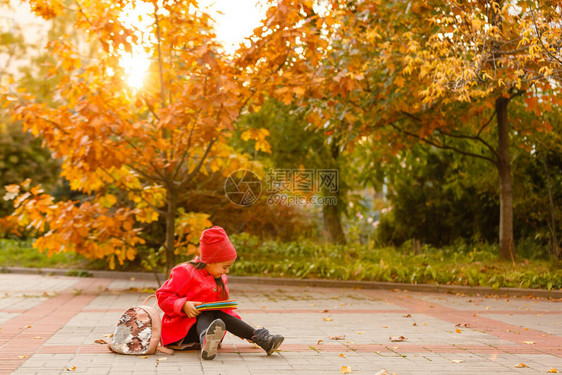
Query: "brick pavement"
0 273 561 374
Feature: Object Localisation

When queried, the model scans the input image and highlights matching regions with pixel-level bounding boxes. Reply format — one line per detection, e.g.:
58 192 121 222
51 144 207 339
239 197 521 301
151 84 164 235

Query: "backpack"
109 295 172 355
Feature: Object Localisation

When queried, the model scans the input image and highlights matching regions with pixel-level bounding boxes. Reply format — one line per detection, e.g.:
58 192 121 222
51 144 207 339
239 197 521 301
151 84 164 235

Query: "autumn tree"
299 0 562 259
2 0 333 274
0 1 64 230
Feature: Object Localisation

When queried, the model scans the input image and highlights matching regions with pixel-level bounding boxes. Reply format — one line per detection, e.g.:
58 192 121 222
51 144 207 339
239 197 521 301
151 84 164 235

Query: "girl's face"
205 260 235 278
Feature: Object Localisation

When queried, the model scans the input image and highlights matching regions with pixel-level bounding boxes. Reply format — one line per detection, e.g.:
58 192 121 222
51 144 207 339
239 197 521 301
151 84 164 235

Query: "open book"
195 300 238 311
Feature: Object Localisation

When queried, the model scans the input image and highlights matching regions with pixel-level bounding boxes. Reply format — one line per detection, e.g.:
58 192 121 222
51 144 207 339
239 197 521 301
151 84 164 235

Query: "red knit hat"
199 226 237 264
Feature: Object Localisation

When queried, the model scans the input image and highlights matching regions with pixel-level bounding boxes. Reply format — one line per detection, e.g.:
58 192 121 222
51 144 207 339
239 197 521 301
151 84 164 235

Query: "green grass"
0 239 91 269
229 234 562 290
1 236 560 290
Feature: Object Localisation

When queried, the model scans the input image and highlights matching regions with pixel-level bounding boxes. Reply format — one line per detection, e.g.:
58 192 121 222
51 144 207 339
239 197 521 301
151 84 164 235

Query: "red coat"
156 262 240 346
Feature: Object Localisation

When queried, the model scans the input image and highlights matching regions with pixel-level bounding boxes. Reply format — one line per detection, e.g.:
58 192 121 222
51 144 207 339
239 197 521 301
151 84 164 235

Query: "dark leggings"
185 310 255 343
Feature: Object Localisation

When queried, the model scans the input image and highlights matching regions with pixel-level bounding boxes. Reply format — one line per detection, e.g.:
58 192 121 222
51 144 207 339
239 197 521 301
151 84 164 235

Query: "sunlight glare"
116 0 267 90
119 50 151 90
118 2 155 91
200 0 267 54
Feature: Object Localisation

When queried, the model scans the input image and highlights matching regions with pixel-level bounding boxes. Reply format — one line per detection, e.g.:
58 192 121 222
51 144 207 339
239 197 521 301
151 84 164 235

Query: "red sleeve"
156 265 192 317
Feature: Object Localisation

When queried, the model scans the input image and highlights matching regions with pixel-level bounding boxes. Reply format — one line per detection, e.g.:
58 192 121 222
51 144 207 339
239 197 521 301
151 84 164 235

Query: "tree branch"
531 7 562 66
179 137 217 189
388 122 497 164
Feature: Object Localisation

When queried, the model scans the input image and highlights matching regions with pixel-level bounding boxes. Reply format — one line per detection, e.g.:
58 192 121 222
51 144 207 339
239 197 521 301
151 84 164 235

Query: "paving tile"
0 273 561 375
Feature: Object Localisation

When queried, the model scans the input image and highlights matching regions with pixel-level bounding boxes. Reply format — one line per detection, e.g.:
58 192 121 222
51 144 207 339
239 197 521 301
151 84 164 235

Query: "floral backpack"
109 295 172 355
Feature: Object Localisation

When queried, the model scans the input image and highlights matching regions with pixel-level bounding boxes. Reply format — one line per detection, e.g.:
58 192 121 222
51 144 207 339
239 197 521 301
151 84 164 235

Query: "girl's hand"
183 301 202 318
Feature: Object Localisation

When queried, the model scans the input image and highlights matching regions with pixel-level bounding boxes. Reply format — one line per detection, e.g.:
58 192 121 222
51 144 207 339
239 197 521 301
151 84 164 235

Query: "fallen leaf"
157 358 167 362
382 326 388 328
317 340 324 345
340 366 352 374
33 336 42 340
323 309 330 313
103 333 113 338
514 363 528 368
374 370 390 375
66 367 76 371
402 314 411 318
24 325 32 329
94 339 108 345
456 328 462 333
338 353 346 358
389 336 406 342
412 323 417 326
522 341 535 345
455 323 469 328
17 355 26 359
356 331 364 335
330 335 346 340
140 356 149 359
323 317 333 321
451 359 464 364
547 368 558 373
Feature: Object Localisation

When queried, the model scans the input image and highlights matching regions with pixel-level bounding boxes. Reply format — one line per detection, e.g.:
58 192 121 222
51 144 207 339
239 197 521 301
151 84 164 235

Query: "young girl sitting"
156 226 284 360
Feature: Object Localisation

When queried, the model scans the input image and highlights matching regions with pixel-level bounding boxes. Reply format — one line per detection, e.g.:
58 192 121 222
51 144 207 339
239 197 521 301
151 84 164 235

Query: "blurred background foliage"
0 0 560 286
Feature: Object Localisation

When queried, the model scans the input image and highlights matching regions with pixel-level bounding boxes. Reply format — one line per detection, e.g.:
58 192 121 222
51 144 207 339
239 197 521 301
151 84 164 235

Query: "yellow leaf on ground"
66 367 76 371
522 341 535 345
514 363 528 368
338 353 346 358
340 366 352 374
323 317 333 321
456 328 462 333
17 355 26 359
451 359 464 364
389 336 406 342
547 368 558 373
330 335 346 340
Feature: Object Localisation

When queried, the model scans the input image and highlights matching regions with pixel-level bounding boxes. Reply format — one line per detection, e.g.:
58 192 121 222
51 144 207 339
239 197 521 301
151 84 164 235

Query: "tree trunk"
165 190 177 276
322 199 346 244
541 157 560 259
496 97 514 260
321 137 346 244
